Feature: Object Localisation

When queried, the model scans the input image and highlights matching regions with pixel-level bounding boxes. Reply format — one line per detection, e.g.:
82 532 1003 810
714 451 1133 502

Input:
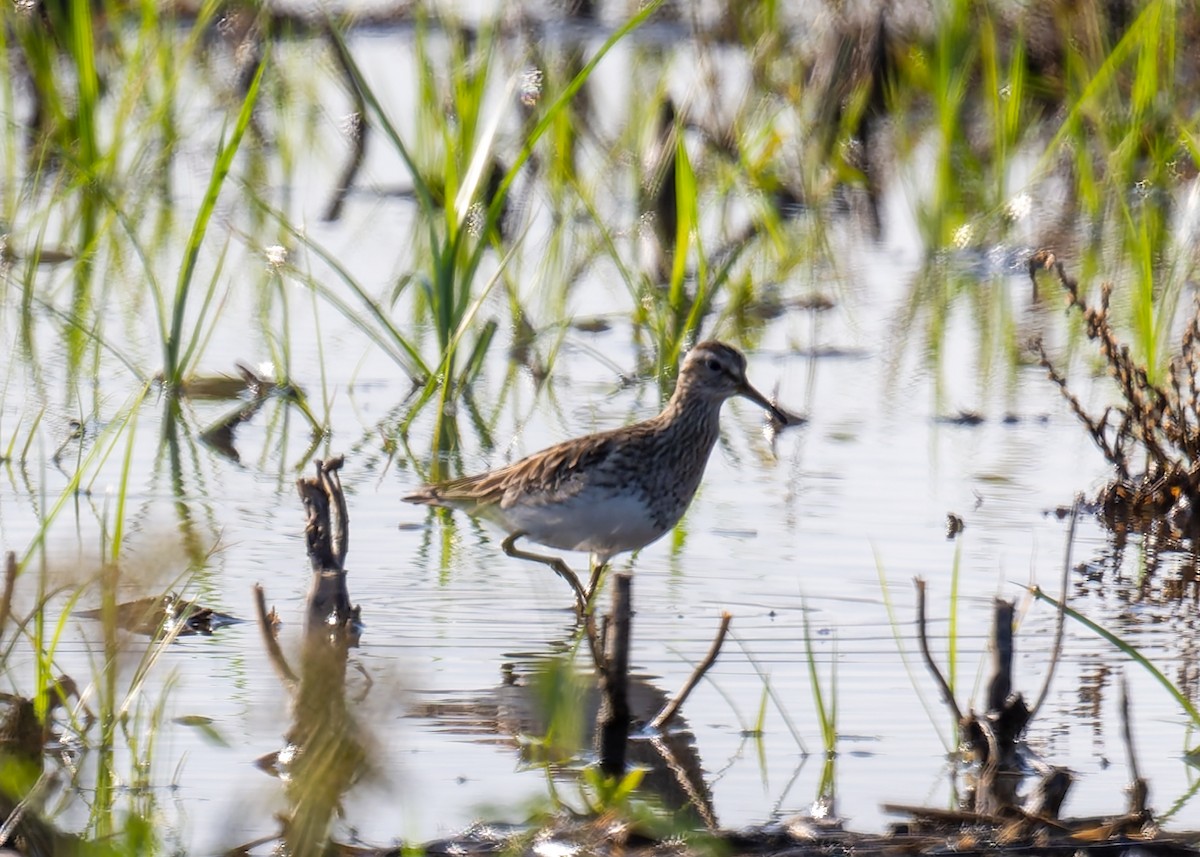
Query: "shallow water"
2 18 1200 853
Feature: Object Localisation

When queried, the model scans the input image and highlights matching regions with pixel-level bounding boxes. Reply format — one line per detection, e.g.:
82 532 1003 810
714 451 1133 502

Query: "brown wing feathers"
405 432 620 507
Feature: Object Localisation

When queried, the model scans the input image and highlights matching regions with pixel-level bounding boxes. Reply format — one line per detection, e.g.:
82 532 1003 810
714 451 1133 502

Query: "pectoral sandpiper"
403 341 789 606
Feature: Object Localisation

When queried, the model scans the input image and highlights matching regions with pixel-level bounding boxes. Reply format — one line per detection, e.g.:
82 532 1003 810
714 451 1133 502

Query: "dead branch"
985 599 1015 713
1120 674 1149 817
1035 339 1129 477
254 584 298 689
1035 256 1200 555
650 612 732 731
914 578 963 724
1030 496 1079 719
596 573 632 777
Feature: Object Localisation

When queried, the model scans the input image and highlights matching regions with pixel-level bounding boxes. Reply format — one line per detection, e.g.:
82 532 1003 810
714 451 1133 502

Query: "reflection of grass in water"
877 0 1198 402
1031 586 1200 743
3 0 234 384
320 4 667 471
3 0 1200 848
0 383 213 849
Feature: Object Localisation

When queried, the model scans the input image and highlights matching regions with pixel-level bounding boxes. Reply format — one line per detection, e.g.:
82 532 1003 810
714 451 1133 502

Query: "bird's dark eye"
706 358 721 372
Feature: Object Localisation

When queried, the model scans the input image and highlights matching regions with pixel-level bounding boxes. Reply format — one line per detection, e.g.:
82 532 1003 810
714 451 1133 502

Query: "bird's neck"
657 387 725 451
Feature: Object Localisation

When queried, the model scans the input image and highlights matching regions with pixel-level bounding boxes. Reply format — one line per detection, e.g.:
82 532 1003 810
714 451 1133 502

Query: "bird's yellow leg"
585 557 608 607
501 532 588 613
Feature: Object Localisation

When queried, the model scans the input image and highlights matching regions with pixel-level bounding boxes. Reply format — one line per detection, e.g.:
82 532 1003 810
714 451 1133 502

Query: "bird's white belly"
502 492 664 562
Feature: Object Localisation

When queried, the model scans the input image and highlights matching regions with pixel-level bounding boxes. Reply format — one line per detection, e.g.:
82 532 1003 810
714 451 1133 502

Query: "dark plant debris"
1035 258 1200 550
76 593 239 637
224 815 1200 857
936 411 986 426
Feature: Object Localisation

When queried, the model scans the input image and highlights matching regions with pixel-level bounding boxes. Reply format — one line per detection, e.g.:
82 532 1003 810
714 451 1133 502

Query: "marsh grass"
801 602 838 809
874 0 1200 402
801 603 837 755
3 0 1200 850
1030 586 1200 747
316 4 668 471
729 630 809 756
159 59 266 390
0 382 205 848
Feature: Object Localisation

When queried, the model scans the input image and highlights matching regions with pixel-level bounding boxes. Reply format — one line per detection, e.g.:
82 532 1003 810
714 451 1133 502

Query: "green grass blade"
177 234 233 376
469 0 666 276
247 191 429 378
730 629 809 755
166 56 267 385
108 391 143 565
802 601 836 751
667 128 696 311
19 385 152 563
1030 585 1200 729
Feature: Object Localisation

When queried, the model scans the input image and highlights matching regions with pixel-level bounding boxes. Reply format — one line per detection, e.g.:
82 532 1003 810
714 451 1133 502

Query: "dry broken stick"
967 600 1033 795
1120 674 1149 817
914 578 963 725
254 584 298 689
296 456 358 627
1029 496 1079 720
914 583 1073 821
1040 257 1200 474
253 454 369 856
985 599 1015 712
596 573 632 777
297 456 349 573
650 612 732 731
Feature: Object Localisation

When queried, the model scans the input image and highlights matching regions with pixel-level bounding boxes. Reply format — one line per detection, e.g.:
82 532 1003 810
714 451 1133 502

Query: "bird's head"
678 340 789 424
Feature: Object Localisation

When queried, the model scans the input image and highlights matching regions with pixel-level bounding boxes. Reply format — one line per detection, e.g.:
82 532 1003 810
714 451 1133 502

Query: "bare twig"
1034 339 1128 475
651 612 732 731
1120 673 1149 816
317 456 348 570
1049 261 1177 470
254 585 298 689
1030 496 1079 719
914 578 963 724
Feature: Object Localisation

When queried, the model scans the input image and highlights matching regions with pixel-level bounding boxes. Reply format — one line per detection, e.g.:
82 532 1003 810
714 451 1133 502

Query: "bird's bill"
738 382 791 425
